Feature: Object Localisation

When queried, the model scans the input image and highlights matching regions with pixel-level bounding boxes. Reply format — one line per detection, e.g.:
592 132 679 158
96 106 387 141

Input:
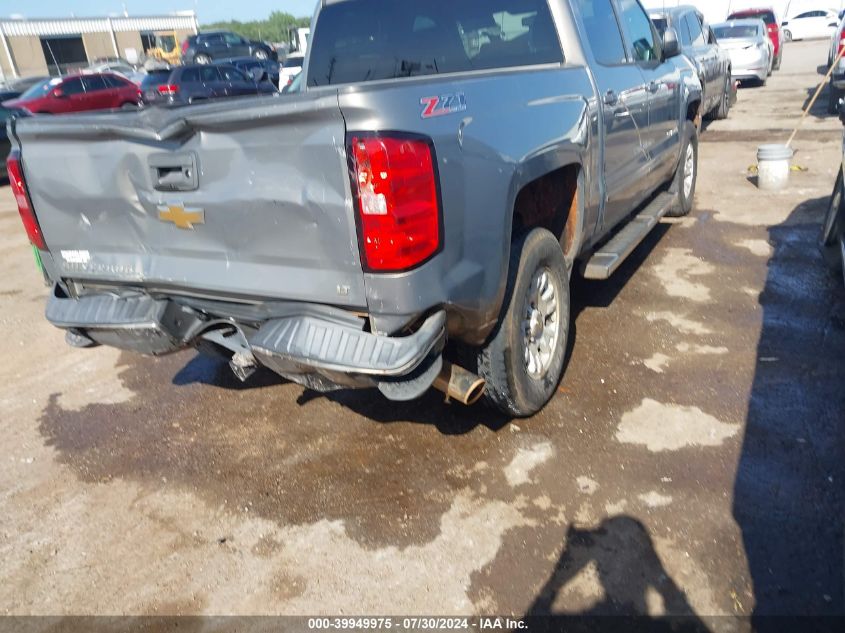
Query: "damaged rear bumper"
46 287 447 399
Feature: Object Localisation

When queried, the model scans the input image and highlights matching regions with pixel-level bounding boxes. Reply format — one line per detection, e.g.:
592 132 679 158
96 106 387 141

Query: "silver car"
713 19 773 85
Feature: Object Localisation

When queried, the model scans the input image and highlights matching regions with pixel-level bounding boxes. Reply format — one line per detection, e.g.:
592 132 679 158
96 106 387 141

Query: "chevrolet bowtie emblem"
157 204 205 230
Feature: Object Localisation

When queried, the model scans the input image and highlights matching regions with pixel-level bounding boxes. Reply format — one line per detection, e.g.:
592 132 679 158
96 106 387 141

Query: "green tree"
202 11 310 44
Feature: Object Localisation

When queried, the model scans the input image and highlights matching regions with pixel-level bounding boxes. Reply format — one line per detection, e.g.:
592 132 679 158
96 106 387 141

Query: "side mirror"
50 87 65 98
662 27 681 59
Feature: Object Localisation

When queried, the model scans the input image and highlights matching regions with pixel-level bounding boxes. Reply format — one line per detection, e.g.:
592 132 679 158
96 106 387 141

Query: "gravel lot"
0 40 842 622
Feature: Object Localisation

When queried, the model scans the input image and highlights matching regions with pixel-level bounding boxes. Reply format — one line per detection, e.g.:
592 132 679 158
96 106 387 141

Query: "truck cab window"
576 0 628 65
618 0 659 62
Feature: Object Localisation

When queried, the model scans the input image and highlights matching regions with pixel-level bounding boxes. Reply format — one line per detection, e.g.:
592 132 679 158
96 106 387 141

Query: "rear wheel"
773 49 782 70
476 228 570 418
253 49 269 60
120 102 139 110
828 81 843 115
666 124 698 217
714 75 731 120
195 53 211 65
821 168 845 273
783 30 793 42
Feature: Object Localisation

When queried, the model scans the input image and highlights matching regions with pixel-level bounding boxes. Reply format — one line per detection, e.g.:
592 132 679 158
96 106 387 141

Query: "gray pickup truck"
7 0 702 417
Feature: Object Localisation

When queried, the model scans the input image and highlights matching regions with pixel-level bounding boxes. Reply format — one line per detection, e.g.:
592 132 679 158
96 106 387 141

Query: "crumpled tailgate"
14 94 367 308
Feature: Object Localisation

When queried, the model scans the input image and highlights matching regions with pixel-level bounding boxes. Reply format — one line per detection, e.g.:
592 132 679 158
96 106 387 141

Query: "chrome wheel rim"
683 143 695 199
523 268 560 379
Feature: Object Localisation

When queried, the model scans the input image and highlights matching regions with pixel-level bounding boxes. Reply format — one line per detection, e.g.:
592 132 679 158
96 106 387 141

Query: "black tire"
828 81 843 115
821 168 845 273
476 228 570 418
714 75 731 120
195 53 211 65
666 124 698 218
120 102 139 110
773 49 782 71
783 30 792 43
253 49 269 60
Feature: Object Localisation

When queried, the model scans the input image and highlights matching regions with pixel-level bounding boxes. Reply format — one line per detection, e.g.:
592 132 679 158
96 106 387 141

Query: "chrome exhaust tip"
432 361 486 406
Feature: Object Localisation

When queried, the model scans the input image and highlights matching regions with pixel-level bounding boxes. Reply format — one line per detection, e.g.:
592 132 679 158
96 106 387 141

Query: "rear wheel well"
512 164 581 260
687 99 702 129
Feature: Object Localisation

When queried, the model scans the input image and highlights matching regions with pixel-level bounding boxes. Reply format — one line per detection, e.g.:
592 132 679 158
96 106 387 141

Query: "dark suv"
181 31 277 65
141 64 276 106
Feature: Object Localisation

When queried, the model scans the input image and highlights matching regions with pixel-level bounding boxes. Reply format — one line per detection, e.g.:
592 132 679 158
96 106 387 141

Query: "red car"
728 7 783 71
2 73 141 114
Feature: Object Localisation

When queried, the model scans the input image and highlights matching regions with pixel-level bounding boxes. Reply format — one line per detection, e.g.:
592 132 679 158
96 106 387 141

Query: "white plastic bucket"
757 144 794 191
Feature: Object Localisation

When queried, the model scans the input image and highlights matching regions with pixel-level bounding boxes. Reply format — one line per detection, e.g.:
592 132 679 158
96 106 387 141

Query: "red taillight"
838 27 845 57
157 84 179 95
181 40 189 55
350 135 441 272
6 151 45 250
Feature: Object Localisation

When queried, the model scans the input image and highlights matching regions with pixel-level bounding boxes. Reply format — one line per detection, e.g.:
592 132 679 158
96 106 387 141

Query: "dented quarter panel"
337 66 595 341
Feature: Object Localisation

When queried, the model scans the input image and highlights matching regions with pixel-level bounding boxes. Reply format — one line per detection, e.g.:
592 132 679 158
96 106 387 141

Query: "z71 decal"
420 93 467 119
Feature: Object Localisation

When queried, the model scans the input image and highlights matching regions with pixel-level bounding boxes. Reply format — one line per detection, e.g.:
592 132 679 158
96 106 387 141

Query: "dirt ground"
0 40 843 624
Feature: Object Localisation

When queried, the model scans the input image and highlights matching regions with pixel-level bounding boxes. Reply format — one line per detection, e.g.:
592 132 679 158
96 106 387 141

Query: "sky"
0 0 317 22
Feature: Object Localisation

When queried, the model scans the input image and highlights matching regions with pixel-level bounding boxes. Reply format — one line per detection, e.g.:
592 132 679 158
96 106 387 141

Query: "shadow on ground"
732 192 845 622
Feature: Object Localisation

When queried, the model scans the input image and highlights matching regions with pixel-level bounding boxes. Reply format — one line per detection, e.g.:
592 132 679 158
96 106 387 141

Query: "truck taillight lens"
838 28 845 57
6 151 45 250
349 135 441 272
181 40 189 55
158 84 179 95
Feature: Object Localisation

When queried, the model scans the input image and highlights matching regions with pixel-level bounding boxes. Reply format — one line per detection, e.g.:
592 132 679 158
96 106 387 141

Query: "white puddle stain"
645 312 712 336
504 442 555 488
616 399 739 452
650 248 715 302
638 491 674 508
643 353 671 374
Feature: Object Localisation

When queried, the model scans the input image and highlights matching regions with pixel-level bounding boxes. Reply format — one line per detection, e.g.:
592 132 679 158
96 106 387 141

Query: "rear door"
80 75 114 110
615 0 679 204
576 0 651 229
684 11 719 110
218 65 256 96
224 32 251 57
58 77 87 112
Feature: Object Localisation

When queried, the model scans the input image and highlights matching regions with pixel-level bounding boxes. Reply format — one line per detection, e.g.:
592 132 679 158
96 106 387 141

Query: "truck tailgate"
13 94 367 308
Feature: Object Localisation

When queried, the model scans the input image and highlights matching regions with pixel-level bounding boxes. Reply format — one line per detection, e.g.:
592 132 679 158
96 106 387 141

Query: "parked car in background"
142 64 276 106
781 8 839 42
713 20 774 86
0 88 21 102
821 103 845 285
0 104 26 178
214 57 280 87
86 60 147 85
182 31 277 65
2 74 141 114
651 5 733 119
828 12 845 112
728 7 783 70
281 71 302 94
278 53 304 91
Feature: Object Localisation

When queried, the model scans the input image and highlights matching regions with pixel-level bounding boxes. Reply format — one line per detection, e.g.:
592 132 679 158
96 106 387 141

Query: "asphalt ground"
0 39 842 626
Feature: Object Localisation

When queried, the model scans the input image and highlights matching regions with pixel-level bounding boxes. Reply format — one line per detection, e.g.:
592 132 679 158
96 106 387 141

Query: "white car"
713 19 773 84
781 8 839 41
278 53 305 91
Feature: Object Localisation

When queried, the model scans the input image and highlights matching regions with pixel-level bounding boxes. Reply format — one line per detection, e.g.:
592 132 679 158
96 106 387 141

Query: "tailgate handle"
149 152 198 192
